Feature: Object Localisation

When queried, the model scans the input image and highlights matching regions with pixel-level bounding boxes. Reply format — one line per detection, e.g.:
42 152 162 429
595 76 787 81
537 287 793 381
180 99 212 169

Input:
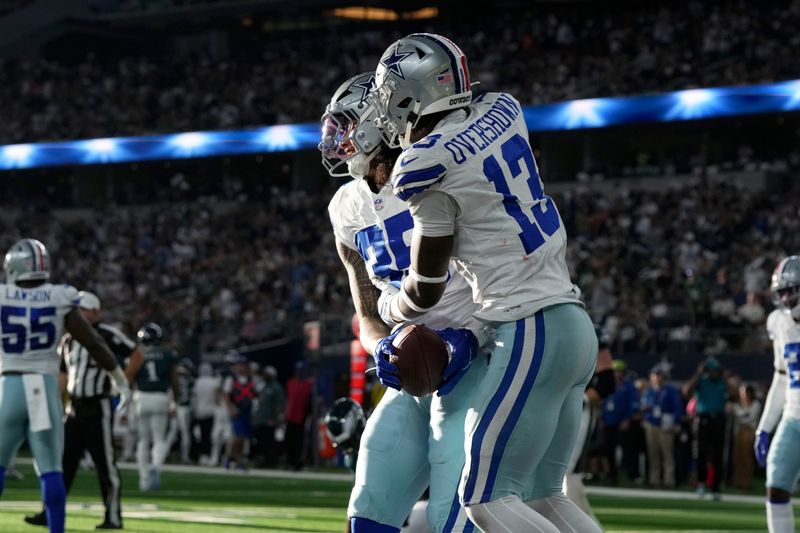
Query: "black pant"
604 423 639 482
285 421 305 469
196 416 213 457
253 424 277 466
694 413 726 492
62 398 122 527
603 424 620 482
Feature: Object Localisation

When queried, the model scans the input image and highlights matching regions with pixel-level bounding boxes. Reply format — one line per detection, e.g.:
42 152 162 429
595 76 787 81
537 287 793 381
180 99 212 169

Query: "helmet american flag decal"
410 33 469 93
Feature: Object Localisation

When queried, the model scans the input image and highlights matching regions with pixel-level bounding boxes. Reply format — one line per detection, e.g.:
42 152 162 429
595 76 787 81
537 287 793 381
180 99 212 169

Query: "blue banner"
2 79 799 170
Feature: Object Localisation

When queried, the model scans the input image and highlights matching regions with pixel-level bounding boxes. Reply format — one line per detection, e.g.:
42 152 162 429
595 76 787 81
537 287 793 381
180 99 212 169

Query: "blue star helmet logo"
381 44 413 80
352 74 375 104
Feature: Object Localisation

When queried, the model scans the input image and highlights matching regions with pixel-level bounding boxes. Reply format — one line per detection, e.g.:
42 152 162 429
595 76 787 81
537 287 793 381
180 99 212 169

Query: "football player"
127 322 178 491
0 239 130 533
167 357 195 464
370 34 601 532
323 72 490 533
755 256 800 533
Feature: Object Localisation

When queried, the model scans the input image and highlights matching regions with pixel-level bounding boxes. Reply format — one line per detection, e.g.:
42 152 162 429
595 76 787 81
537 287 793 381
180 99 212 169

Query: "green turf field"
0 464 772 532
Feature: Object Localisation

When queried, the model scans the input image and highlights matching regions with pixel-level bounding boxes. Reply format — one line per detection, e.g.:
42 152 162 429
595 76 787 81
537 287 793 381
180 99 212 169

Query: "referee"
25 291 144 530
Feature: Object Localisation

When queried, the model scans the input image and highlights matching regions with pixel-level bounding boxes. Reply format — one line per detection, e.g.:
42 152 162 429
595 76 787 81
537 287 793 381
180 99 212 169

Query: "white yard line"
585 485 765 505
14 456 354 482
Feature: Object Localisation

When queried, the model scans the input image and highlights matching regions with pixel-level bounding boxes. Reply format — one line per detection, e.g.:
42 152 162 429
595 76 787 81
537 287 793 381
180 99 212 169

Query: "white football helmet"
371 33 472 149
4 238 50 284
319 72 382 179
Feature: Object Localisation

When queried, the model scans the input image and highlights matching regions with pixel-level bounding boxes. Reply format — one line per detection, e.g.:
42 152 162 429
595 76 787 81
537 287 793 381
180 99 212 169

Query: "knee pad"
350 517 400 533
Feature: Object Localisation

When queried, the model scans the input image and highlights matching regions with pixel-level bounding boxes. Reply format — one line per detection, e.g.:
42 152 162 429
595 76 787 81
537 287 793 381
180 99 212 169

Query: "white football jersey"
0 283 79 375
391 92 581 321
329 179 479 330
767 309 800 421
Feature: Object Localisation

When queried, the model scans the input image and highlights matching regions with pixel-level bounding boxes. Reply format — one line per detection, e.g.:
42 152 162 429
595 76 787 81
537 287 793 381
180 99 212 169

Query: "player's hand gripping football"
372 330 402 390
754 430 770 467
436 328 478 397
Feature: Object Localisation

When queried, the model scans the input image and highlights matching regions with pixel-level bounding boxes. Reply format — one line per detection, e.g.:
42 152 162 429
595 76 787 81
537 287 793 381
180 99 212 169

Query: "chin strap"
347 148 380 179
400 101 423 149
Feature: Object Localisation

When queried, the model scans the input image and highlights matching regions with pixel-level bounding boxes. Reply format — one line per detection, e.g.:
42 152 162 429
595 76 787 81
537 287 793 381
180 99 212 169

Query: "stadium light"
678 89 713 108
0 79 799 171
259 125 299 150
85 138 116 153
664 89 717 120
171 132 207 150
564 98 605 128
2 144 33 167
786 81 800 110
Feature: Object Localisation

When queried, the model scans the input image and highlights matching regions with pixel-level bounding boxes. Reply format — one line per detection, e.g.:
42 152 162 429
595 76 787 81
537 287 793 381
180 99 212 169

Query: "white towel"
22 374 52 432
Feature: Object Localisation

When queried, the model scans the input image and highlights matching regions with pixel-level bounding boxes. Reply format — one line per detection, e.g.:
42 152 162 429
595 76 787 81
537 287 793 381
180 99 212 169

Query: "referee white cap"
78 290 101 310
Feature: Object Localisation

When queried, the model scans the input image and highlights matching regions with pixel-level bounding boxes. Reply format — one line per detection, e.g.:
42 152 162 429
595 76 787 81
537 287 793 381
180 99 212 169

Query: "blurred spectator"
1 0 800 143
252 366 285 468
193 362 220 464
732 383 762 490
284 361 313 471
738 292 766 325
641 365 684 487
683 357 734 499
223 356 256 469
601 359 641 484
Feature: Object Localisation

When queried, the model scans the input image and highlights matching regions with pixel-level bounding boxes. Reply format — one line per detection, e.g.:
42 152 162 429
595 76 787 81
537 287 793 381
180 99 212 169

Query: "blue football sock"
351 517 400 533
40 471 66 533
0 466 5 496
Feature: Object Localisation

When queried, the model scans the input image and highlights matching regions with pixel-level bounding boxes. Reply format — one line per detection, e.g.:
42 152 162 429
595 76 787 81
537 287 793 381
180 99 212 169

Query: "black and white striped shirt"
60 323 136 399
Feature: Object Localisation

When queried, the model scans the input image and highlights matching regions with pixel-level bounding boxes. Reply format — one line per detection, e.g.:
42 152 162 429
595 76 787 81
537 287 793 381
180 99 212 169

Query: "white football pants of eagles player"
166 405 192 464
134 391 170 490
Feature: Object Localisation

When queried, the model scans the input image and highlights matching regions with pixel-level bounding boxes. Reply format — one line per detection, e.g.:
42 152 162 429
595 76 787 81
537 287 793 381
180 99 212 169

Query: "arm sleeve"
408 190 460 237
757 371 788 433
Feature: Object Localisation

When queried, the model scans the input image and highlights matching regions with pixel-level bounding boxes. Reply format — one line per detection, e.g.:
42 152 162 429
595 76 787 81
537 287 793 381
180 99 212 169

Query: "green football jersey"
136 347 176 393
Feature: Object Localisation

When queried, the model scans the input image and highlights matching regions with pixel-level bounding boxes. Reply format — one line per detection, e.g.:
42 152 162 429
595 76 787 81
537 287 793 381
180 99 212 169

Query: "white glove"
378 284 400 327
110 366 131 412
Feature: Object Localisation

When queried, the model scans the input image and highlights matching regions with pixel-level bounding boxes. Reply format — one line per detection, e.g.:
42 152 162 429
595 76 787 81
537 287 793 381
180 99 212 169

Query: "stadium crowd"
1 0 798 143
0 166 794 360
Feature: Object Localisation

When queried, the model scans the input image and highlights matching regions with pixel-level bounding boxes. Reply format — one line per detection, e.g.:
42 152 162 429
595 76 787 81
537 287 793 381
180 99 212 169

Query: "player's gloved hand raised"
372 330 402 391
436 328 478 397
754 430 770 467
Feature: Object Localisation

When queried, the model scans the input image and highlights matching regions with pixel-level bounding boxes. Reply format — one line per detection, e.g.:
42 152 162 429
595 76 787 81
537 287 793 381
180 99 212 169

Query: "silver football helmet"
4 238 50 284
319 72 382 179
371 33 472 149
772 256 800 313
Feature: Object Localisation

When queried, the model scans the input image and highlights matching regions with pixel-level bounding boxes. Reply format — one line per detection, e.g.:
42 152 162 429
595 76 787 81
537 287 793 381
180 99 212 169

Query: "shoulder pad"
766 309 786 339
61 284 80 307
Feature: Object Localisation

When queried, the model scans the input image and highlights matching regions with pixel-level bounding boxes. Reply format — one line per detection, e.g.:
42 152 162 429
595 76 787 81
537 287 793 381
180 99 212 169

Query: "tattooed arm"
336 239 391 354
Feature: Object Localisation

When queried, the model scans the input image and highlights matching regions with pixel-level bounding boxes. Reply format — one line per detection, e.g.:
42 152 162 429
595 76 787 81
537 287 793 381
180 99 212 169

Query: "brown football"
389 324 449 397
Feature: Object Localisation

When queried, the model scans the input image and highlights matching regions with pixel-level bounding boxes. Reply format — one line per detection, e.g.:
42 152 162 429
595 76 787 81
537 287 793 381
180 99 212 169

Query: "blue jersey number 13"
483 134 560 255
